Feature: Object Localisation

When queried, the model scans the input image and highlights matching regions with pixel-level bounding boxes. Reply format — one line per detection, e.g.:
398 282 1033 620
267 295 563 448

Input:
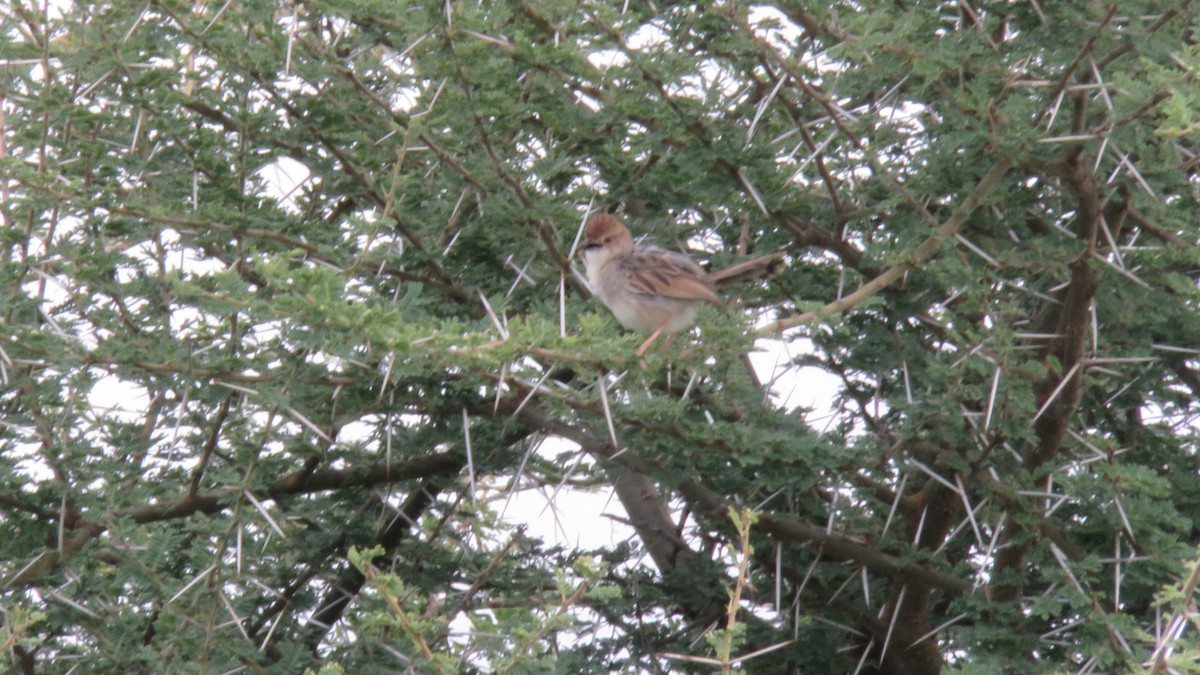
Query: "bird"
578 214 782 356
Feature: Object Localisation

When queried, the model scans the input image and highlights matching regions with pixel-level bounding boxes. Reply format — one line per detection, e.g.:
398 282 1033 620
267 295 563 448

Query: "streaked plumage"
580 215 723 355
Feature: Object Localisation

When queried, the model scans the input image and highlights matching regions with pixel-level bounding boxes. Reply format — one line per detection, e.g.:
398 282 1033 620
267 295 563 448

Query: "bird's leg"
635 325 667 356
659 332 678 350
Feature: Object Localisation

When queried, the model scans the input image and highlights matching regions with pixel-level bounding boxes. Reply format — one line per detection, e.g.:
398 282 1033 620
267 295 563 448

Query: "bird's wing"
621 248 723 305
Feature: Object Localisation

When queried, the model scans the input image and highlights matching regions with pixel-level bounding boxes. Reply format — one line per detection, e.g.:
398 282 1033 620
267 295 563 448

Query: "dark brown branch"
187 394 233 499
304 476 452 651
511 402 973 597
992 152 1102 605
2 453 464 590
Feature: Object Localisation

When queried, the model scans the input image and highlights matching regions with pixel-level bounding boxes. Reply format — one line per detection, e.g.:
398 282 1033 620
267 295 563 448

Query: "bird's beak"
575 240 597 262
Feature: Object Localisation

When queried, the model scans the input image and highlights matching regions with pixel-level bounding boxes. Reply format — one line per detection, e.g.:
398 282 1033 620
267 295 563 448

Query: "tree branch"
2 453 464 590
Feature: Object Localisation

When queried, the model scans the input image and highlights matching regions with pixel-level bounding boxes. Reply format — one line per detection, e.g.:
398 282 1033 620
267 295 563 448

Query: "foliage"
4 0 1200 673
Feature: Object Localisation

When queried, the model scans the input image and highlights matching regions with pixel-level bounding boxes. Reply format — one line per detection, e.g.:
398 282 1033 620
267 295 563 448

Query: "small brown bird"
579 214 782 356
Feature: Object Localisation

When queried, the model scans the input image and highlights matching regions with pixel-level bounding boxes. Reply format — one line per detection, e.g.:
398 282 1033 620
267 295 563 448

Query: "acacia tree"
5 0 1200 672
